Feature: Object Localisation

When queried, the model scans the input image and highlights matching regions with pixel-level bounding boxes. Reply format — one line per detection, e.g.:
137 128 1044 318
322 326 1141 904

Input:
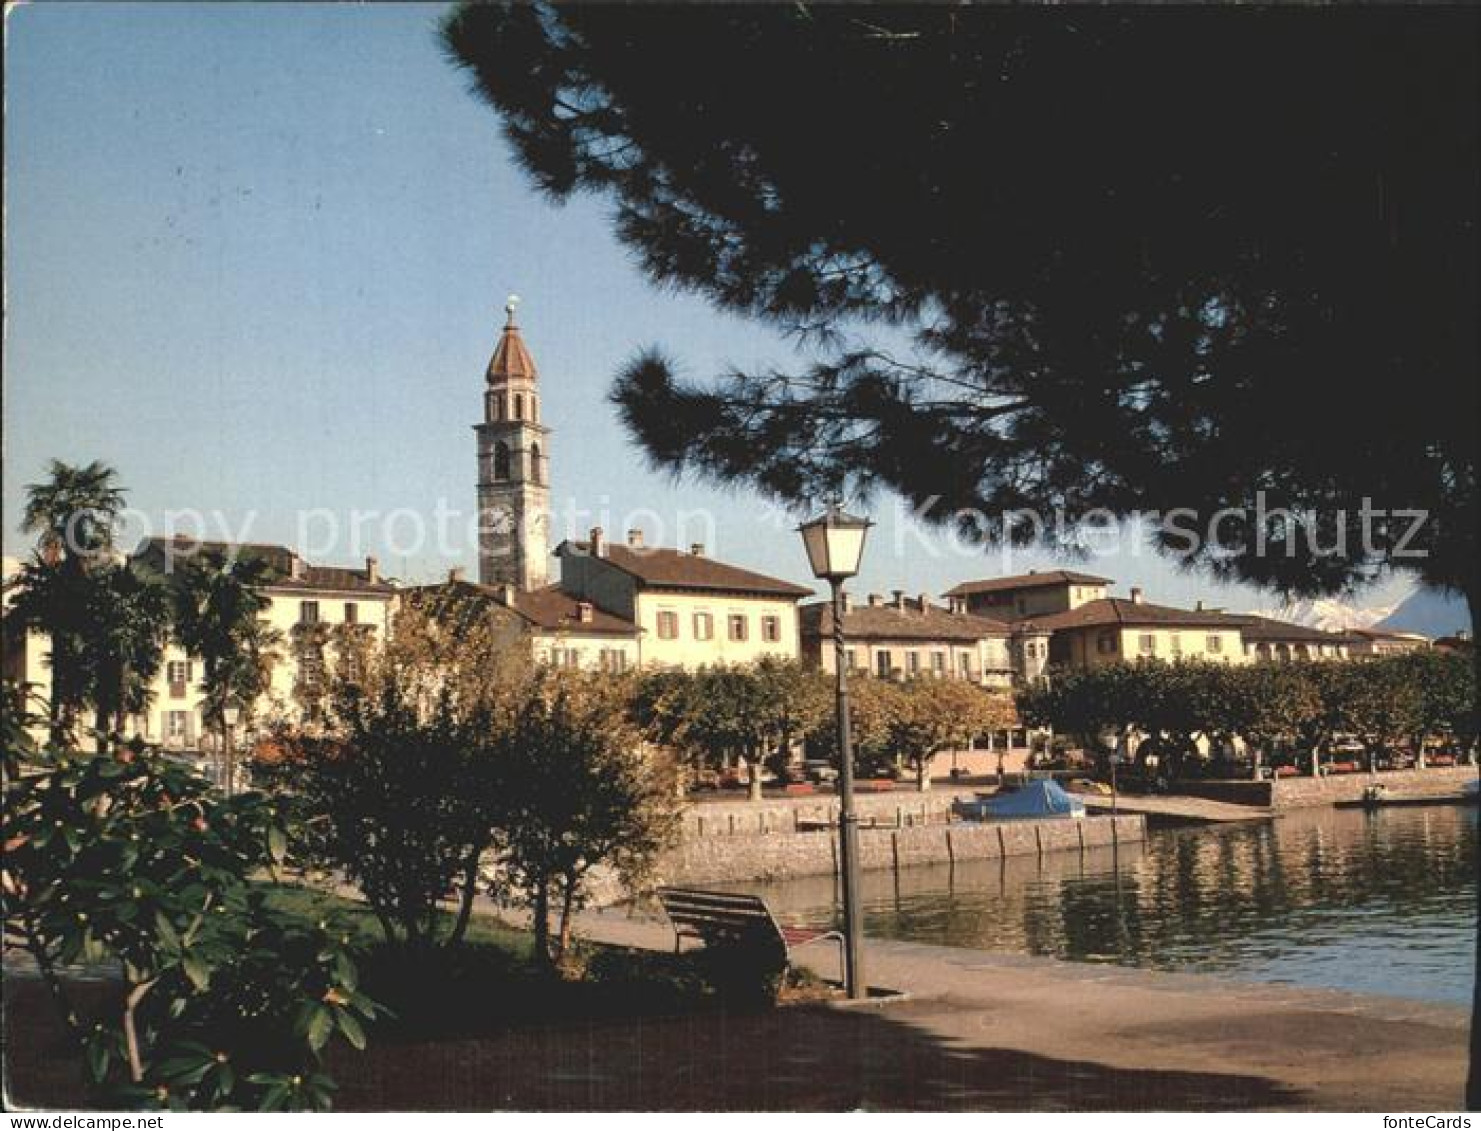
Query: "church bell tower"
476 296 550 590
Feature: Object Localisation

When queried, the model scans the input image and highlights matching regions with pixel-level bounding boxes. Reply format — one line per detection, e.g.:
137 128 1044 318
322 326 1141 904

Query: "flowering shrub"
2 736 379 1110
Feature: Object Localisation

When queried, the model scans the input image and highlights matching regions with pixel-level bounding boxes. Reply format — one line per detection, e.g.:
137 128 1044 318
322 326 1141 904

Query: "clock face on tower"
484 501 516 543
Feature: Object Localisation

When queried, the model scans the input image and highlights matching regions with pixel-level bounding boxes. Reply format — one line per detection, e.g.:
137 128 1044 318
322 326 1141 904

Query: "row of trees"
7 460 281 761
633 658 1017 793
1017 654 1477 780
257 617 1017 980
257 590 677 968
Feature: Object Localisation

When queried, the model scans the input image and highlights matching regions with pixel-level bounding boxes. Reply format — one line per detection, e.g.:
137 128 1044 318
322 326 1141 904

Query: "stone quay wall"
656 813 1146 887
1270 764 1476 810
680 788 988 839
1108 765 1475 811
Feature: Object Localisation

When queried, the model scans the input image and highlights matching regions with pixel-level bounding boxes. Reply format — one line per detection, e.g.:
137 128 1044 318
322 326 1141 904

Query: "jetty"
1082 794 1272 827
1333 791 1476 810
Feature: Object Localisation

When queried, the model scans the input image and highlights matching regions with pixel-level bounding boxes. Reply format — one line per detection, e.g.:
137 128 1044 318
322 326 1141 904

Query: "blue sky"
3 2 1418 614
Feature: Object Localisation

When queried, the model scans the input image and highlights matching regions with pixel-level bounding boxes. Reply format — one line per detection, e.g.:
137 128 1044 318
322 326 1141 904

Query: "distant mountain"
1375 588 1472 638
1246 596 1395 633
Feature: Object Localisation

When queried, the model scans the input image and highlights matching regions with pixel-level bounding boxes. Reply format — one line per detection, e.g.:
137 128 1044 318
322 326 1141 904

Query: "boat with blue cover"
952 779 1086 822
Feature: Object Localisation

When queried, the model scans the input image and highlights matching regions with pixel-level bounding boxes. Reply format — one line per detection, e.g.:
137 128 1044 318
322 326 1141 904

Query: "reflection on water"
740 806 1477 1005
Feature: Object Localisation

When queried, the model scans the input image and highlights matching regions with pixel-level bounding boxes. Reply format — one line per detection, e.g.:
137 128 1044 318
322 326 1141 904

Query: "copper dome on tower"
485 295 538 385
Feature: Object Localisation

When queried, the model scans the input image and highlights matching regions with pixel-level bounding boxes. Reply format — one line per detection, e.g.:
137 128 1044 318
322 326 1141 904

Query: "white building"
4 541 396 751
800 590 1048 688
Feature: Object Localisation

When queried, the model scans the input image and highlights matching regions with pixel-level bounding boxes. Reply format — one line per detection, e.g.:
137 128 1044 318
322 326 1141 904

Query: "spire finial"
504 293 521 327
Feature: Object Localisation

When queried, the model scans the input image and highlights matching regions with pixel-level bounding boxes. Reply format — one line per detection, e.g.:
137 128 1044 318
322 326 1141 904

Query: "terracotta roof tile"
486 322 538 384
559 541 812 598
1232 614 1359 645
407 579 638 637
133 538 395 594
1028 597 1240 631
800 598 1012 642
1346 626 1431 644
511 585 638 636
944 569 1114 597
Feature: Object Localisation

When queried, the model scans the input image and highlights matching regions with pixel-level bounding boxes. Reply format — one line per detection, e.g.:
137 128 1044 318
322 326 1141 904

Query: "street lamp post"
798 503 872 1000
222 705 241 795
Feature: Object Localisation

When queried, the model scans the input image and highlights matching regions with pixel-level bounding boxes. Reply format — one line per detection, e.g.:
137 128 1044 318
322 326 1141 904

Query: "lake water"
738 804 1477 1005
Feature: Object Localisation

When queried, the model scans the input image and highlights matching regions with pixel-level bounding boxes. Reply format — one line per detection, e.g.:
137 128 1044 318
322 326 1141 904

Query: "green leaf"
305 1006 333 1052
85 1039 110 1082
332 950 357 992
182 954 210 991
154 912 180 951
334 1008 367 1050
156 1055 213 1085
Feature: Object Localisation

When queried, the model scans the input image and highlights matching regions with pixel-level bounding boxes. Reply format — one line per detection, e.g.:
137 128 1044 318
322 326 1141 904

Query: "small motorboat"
953 779 1086 822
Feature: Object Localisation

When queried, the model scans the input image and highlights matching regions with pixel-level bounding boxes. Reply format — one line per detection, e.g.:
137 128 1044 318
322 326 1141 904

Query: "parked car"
1064 777 1113 796
717 766 778 789
803 759 838 785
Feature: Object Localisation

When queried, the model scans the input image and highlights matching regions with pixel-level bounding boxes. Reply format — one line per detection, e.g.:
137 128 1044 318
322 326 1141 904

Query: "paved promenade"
568 905 1469 1111
7 908 1467 1111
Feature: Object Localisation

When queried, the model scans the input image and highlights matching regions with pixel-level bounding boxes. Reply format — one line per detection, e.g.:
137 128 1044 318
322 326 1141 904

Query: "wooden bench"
655 887 845 981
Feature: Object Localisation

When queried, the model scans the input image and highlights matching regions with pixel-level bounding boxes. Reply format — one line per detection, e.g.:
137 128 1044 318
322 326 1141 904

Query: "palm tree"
15 460 127 747
5 560 92 748
171 552 283 790
21 459 125 566
81 563 172 744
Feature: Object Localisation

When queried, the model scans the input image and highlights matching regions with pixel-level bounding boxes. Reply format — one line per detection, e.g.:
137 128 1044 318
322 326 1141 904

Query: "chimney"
892 589 905 609
1130 586 1144 604
289 553 306 581
365 555 380 583
626 528 644 549
495 583 515 607
917 592 931 613
867 593 882 607
839 591 851 613
950 596 965 614
576 600 594 624
1195 600 1204 611
589 527 605 558
690 542 705 557
448 566 465 583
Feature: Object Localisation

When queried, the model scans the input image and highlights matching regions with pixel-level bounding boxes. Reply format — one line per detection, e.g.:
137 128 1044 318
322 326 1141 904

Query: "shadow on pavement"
6 971 1304 1112
330 997 1304 1111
